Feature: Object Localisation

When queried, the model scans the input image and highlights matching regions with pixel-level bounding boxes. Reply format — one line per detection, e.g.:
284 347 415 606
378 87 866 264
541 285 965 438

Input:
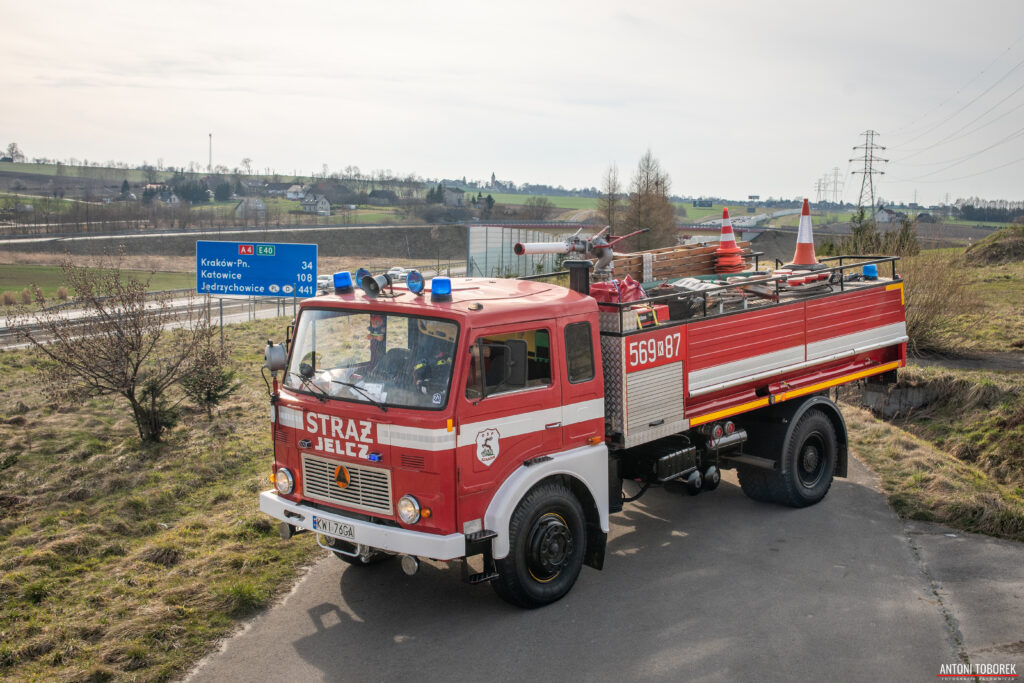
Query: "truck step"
466 570 499 585
465 529 498 543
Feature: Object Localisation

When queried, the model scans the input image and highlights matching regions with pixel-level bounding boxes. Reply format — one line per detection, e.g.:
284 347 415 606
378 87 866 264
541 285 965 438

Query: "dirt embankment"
964 225 1024 265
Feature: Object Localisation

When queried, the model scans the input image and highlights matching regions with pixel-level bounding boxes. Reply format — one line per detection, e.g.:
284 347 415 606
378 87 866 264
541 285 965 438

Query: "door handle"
545 422 562 429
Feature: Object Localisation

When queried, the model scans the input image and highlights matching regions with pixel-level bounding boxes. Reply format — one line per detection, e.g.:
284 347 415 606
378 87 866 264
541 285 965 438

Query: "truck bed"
598 260 906 448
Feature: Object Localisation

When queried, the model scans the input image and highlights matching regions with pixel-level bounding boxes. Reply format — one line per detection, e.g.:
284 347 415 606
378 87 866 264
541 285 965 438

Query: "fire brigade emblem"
475 428 500 466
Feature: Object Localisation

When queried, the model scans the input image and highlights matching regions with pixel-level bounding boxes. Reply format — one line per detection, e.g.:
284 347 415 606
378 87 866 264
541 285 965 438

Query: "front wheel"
492 482 586 609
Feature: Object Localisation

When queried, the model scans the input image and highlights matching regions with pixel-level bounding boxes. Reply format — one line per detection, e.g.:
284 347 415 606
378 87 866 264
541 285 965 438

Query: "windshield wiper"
287 372 328 403
331 380 388 412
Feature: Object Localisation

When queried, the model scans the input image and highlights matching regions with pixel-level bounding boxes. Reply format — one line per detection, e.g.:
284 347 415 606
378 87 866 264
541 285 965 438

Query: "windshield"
285 309 459 410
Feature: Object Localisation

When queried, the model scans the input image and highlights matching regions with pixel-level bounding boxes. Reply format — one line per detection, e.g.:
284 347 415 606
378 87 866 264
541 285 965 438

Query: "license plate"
312 515 355 540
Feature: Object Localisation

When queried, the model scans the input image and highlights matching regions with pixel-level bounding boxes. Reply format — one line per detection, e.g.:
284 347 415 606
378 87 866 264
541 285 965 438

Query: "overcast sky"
3 0 1023 206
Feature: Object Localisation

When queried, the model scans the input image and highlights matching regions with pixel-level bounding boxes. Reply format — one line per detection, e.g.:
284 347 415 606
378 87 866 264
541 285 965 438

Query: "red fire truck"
260 245 907 608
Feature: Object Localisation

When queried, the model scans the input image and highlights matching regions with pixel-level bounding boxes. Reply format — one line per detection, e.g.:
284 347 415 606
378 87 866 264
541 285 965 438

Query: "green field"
0 265 194 302
486 193 599 211
0 160 173 184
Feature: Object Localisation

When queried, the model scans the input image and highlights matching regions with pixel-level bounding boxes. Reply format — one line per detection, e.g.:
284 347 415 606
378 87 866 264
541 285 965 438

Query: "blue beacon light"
333 271 354 294
406 270 425 295
430 276 452 302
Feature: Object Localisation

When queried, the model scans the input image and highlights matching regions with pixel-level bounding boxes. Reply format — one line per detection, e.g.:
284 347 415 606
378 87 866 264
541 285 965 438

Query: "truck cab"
262 276 610 607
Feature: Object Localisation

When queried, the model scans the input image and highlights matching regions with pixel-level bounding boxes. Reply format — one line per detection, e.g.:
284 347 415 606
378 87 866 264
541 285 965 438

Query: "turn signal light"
587 435 604 446
421 507 432 519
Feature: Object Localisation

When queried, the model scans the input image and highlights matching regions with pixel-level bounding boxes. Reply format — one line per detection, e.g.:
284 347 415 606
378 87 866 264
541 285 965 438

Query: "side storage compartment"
601 325 688 449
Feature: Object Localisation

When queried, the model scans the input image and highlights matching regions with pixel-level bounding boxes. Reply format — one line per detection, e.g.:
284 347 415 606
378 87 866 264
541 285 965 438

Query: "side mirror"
504 339 528 388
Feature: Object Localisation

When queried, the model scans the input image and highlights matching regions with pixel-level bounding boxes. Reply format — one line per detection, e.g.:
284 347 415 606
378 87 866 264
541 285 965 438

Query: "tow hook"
401 555 420 576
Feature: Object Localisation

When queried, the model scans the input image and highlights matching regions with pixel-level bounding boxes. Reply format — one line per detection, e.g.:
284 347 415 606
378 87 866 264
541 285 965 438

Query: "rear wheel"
736 465 775 502
776 409 837 507
492 482 586 609
737 408 838 507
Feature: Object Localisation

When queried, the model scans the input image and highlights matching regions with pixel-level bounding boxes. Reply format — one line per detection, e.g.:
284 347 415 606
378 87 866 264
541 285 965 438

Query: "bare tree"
624 150 677 250
5 142 24 162
241 158 253 175
9 253 217 442
598 163 622 230
523 196 555 221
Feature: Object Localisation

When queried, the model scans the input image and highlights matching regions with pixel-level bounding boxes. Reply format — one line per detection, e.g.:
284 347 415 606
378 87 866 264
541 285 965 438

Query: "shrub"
900 252 970 354
2 291 15 306
56 287 68 301
20 289 31 305
180 346 240 418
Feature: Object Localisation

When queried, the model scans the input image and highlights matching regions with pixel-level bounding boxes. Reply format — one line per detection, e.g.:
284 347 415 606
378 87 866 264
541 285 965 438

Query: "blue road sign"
196 241 317 298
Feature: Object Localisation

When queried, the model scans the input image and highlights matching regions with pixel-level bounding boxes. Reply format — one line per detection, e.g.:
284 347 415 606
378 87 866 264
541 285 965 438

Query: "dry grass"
844 404 1024 541
872 366 1024 486
899 251 972 354
0 317 322 681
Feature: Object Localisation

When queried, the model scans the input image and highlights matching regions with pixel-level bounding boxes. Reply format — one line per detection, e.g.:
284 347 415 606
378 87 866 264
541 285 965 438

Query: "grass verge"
0 317 321 681
844 403 1024 541
0 264 196 303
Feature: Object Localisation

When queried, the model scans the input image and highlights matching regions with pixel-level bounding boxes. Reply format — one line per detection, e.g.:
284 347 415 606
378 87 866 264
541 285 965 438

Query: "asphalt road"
187 457 1024 683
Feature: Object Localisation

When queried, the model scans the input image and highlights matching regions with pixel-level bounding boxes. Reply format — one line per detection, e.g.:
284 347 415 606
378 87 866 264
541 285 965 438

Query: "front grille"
300 453 393 516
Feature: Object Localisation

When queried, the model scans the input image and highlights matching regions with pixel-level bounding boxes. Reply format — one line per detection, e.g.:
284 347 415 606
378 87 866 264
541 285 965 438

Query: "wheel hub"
528 513 574 581
798 434 826 487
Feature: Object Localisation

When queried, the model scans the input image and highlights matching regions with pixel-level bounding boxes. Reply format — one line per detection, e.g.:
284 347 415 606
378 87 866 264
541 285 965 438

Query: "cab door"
559 315 605 449
455 322 561 496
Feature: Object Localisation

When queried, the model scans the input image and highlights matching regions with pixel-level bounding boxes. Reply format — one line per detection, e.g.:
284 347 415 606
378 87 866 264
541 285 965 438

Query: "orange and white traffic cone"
790 198 819 267
715 207 746 274
779 198 829 288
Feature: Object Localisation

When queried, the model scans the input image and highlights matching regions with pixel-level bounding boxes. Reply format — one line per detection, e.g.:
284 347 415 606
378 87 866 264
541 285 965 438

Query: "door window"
466 329 551 399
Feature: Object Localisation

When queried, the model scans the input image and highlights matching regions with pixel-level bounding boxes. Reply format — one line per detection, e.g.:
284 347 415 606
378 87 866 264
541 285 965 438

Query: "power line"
887 30 1024 136
850 130 888 209
891 154 1024 184
895 80 1024 162
896 94 1024 164
899 125 1024 181
888 54 1024 149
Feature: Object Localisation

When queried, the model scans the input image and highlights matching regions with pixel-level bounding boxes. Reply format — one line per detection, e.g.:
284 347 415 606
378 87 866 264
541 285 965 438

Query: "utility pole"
850 130 888 211
831 167 842 204
208 133 212 173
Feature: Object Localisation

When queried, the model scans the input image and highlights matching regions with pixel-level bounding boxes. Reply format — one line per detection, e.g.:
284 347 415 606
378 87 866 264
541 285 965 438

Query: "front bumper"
260 491 466 561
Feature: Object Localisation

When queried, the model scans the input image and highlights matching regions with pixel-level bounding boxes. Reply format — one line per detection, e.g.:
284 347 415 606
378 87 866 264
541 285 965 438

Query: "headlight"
275 468 295 495
397 495 421 524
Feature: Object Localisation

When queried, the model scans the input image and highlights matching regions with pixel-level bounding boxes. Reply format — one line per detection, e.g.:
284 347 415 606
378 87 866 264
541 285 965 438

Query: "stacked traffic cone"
714 207 746 274
778 198 829 287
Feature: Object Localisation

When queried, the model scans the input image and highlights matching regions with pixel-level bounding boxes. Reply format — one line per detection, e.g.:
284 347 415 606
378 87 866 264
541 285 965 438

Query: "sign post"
196 240 318 299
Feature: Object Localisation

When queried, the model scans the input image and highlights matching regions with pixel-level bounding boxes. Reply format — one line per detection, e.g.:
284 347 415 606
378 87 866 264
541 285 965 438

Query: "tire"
492 482 586 609
776 408 837 507
736 465 776 502
738 409 838 507
330 541 390 567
